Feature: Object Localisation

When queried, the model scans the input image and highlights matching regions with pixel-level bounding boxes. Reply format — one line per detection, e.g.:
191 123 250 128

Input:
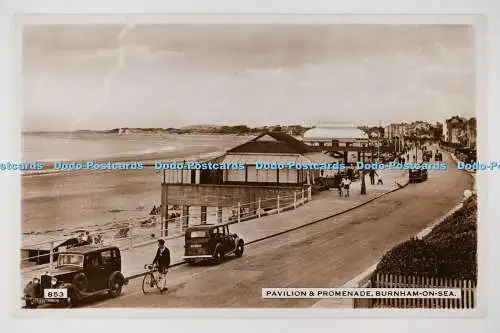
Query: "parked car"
423 151 432 162
183 223 244 265
434 152 443 161
22 246 126 308
409 169 428 183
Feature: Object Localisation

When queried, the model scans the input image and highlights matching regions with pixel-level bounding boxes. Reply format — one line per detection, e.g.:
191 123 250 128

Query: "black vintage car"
409 169 428 183
434 152 443 161
183 223 244 265
422 151 432 162
22 246 126 308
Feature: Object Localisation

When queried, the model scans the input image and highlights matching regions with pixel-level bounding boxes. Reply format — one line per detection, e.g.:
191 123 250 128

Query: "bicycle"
142 264 167 294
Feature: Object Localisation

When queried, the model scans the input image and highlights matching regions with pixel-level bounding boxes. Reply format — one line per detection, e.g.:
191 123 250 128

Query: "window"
101 250 113 264
89 254 102 267
58 254 84 267
190 231 207 238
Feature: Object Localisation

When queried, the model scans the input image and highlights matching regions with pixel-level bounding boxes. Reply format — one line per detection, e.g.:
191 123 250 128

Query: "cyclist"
152 239 170 292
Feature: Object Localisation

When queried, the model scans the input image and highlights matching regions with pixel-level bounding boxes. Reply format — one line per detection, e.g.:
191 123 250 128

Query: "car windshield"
189 230 208 238
57 253 84 267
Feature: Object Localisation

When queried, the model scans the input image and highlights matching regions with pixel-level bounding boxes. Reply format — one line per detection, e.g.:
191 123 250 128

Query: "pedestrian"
369 169 378 185
86 232 94 245
341 176 351 198
152 239 170 293
347 168 353 181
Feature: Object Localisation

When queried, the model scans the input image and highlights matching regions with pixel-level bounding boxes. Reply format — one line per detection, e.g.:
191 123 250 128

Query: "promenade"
21 168 409 284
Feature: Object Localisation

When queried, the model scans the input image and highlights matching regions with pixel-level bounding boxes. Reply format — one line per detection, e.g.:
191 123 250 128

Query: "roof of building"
302 126 369 141
227 131 314 154
213 151 338 165
214 154 311 164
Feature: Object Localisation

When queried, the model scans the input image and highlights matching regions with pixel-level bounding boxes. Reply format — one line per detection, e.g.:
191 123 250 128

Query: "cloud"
23 24 475 130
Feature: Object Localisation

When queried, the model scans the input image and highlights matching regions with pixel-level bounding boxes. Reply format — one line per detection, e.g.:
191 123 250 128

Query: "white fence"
354 274 476 309
21 187 312 269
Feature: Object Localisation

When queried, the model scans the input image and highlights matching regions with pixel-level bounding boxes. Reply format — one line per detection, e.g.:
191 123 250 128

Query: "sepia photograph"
18 21 479 310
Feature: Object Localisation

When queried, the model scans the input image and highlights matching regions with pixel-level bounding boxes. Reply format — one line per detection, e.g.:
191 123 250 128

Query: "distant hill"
179 124 221 130
24 124 312 136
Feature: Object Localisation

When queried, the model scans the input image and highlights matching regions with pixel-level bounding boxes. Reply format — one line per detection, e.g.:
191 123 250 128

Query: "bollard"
308 187 312 201
294 191 297 209
49 241 54 269
257 198 261 218
277 194 280 214
237 202 241 223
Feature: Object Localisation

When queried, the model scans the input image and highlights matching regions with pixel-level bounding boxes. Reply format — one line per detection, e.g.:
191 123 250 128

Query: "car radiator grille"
40 275 52 289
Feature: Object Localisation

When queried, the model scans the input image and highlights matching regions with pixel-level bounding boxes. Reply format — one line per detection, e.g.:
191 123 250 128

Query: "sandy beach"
21 134 249 246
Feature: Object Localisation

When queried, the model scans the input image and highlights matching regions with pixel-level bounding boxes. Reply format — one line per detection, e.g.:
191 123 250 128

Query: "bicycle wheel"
142 272 157 294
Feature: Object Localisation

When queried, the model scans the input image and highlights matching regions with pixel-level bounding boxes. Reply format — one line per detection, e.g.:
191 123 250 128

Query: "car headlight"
32 278 40 284
51 277 57 285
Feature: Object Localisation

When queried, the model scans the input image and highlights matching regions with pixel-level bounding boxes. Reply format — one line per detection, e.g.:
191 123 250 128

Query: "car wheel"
235 242 244 257
72 273 88 292
213 248 223 265
108 272 124 298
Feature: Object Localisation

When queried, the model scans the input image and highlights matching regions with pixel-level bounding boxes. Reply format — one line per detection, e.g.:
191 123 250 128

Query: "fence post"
128 221 133 250
301 188 304 204
277 194 280 214
308 186 312 201
237 202 241 223
49 241 54 269
257 198 261 218
293 191 297 209
160 215 164 237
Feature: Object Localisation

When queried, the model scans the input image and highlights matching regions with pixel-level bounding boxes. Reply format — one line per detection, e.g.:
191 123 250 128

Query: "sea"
22 132 193 163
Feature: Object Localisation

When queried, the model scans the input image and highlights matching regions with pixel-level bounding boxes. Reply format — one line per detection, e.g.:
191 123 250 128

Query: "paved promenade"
22 168 408 284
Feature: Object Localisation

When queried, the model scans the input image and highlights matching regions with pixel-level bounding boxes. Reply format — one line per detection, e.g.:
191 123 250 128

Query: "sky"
22 24 475 131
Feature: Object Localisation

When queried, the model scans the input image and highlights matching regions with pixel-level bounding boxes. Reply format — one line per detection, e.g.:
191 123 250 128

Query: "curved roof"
303 126 369 140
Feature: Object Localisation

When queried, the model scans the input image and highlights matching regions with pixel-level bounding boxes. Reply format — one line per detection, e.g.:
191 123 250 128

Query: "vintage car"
434 152 443 161
183 223 244 265
409 169 428 183
22 245 126 308
422 151 432 162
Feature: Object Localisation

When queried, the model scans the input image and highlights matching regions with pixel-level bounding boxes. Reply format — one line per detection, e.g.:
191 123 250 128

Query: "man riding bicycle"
152 239 170 292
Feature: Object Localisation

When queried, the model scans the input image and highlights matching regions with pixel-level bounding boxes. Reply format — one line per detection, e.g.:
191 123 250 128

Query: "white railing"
21 186 312 269
354 274 477 309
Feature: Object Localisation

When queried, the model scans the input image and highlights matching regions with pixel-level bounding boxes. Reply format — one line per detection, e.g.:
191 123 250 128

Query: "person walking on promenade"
347 167 354 181
341 176 351 198
337 175 343 197
152 239 171 293
369 169 378 185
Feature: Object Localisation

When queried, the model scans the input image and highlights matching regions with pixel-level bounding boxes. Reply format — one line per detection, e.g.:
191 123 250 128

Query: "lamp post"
360 151 367 195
